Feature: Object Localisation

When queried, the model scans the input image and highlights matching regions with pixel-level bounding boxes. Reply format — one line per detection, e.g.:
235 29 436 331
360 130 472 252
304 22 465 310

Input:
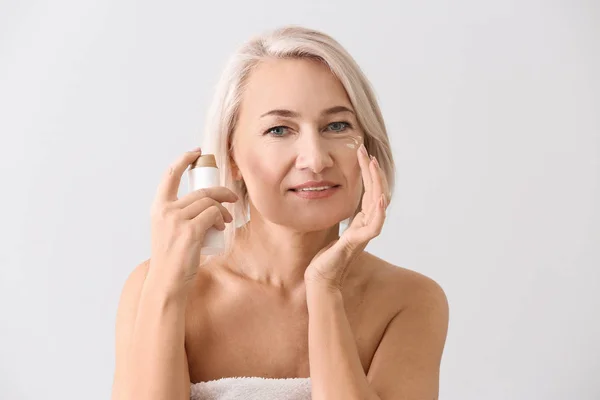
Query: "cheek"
351 166 364 198
350 160 366 201
243 147 286 191
339 152 362 184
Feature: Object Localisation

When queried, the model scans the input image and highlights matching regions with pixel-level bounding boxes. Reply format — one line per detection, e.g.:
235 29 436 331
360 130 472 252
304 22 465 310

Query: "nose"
294 130 334 174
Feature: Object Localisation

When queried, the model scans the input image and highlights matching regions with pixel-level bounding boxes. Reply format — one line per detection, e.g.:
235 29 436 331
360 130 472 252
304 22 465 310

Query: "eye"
265 126 289 137
326 121 352 132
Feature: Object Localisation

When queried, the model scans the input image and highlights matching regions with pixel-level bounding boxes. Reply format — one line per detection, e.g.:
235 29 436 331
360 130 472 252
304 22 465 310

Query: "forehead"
239 58 353 118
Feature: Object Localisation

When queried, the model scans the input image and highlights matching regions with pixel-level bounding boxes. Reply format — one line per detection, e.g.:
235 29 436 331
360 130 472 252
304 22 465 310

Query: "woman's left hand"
304 143 390 292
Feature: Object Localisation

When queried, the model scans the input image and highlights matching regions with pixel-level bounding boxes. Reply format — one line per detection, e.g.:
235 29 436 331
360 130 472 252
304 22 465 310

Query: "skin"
182 58 449 396
111 57 448 400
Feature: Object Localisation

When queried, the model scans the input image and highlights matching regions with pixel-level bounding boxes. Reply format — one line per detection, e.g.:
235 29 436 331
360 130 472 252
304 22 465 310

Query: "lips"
289 181 340 191
290 185 340 199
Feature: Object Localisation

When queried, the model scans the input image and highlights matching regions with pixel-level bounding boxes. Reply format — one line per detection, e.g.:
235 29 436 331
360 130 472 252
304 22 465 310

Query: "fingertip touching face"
231 57 364 232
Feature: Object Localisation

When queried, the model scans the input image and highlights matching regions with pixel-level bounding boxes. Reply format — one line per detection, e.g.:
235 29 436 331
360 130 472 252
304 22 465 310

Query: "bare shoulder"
112 258 152 398
359 251 449 314
118 259 151 302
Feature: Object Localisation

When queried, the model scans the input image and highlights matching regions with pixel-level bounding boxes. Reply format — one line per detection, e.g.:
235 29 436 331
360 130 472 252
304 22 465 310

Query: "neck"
228 214 340 291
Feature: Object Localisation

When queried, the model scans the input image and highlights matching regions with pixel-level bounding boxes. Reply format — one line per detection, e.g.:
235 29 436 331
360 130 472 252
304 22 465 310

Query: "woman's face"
231 57 364 231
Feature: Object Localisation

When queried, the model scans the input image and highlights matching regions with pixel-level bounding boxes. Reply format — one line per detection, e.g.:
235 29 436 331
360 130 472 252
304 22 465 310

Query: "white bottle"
187 154 224 255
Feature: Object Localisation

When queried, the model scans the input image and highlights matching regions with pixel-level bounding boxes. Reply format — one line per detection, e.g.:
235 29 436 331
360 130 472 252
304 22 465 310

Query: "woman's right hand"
147 148 238 292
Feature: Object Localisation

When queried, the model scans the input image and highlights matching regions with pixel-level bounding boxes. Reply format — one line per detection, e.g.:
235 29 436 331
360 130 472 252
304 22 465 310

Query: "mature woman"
111 25 449 400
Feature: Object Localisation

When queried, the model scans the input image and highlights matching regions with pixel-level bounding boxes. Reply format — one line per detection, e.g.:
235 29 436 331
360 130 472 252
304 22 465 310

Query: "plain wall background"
1 0 598 399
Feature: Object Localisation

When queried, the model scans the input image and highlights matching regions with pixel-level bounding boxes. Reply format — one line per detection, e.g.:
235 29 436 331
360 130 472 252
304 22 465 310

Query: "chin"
281 208 355 233
252 193 361 232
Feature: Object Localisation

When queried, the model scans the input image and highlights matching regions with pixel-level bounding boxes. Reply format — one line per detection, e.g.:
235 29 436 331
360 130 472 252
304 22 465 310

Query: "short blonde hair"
202 25 395 251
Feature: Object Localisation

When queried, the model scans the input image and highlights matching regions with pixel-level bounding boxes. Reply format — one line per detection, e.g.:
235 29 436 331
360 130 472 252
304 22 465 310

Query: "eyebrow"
259 105 355 119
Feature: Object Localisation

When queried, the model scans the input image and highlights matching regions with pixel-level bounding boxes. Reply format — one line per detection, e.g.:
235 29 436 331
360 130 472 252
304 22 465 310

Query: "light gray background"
0 1 598 399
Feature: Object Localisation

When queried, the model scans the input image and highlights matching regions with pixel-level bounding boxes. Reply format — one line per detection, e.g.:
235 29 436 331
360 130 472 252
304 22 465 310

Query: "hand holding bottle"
147 148 238 292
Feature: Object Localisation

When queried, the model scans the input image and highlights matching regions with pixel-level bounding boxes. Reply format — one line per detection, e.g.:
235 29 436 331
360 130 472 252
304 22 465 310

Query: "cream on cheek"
335 133 363 182
342 135 362 150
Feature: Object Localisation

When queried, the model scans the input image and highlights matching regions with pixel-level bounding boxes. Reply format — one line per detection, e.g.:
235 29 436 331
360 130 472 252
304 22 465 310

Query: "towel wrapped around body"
190 376 312 400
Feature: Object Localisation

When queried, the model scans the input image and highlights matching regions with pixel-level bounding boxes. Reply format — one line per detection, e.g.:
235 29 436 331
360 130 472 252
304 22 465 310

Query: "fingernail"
373 157 380 169
191 147 201 152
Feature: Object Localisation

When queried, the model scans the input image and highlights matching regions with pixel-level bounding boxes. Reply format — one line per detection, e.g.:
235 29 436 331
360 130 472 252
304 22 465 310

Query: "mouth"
289 184 341 193
288 183 341 199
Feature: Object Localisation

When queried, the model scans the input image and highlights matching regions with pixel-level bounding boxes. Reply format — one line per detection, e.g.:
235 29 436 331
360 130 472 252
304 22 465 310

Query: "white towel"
190 376 311 400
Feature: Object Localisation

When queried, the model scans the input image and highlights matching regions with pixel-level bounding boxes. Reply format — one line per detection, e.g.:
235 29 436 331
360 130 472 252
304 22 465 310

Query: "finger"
363 191 382 226
351 194 386 242
370 156 385 207
175 186 239 209
378 160 391 206
367 194 386 236
357 144 372 202
156 148 203 203
191 205 226 234
181 197 233 223
348 191 378 230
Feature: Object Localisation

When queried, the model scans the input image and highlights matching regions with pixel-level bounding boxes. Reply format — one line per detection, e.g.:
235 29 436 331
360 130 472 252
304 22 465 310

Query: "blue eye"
265 126 289 137
327 121 352 132
265 121 352 137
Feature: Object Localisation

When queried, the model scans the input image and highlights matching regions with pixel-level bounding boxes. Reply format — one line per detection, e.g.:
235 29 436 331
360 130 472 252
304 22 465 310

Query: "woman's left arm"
305 282 376 400
305 277 449 400
304 144 449 399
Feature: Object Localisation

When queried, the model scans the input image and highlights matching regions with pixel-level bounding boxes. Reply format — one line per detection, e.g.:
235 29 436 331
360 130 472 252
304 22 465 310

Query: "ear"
229 154 243 181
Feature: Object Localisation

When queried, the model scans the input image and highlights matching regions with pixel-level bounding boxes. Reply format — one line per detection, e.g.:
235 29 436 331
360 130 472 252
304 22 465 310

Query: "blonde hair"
202 25 395 252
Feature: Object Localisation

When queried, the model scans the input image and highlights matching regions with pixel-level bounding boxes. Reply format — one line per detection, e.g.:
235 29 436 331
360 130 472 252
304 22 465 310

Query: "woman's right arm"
111 148 237 400
110 259 192 400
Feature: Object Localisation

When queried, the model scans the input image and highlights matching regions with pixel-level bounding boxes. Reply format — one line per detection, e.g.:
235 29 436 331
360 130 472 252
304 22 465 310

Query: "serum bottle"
187 154 225 254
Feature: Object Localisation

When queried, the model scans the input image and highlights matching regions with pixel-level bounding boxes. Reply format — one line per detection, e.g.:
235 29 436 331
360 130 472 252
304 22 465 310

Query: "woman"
111 25 449 400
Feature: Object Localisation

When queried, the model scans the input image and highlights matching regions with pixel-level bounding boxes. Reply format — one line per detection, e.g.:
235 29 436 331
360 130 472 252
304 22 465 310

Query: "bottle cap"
190 154 217 169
